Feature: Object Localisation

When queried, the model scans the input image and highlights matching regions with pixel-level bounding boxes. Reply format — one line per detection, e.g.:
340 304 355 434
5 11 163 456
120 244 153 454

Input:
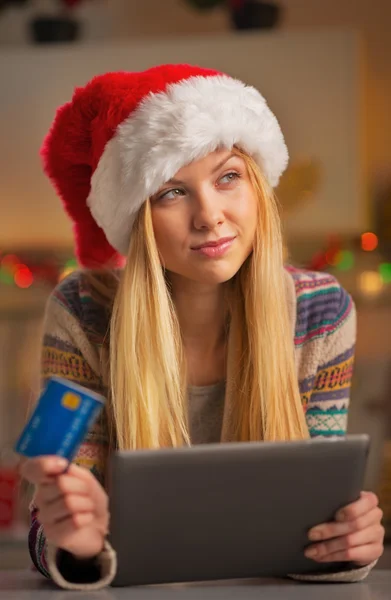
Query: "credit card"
14 376 105 462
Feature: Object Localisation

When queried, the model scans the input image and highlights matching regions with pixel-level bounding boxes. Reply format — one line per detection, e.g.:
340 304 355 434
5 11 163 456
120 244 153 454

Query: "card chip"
61 392 81 411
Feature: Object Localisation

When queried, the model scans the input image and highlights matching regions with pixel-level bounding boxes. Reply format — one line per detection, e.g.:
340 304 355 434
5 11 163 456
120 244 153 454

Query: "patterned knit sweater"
28 266 375 589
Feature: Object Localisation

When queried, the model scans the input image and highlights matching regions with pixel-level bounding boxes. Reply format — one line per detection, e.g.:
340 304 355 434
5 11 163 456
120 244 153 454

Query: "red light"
325 249 339 265
1 255 20 273
14 265 33 288
361 232 378 252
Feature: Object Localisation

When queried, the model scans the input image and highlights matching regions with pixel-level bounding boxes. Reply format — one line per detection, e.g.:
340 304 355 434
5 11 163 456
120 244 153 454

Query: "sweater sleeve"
28 280 117 590
305 284 356 439
290 282 376 583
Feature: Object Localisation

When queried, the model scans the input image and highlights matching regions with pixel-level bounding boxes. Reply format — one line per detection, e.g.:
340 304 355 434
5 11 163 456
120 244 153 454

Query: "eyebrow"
166 153 235 186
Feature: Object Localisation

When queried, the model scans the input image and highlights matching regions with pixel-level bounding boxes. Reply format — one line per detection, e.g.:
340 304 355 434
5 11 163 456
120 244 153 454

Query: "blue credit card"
15 376 105 462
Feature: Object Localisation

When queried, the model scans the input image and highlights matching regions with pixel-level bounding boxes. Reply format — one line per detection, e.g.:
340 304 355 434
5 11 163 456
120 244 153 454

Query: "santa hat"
41 64 288 267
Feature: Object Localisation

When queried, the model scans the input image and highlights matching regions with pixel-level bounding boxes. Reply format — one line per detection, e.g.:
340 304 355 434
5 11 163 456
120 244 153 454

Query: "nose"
192 188 224 230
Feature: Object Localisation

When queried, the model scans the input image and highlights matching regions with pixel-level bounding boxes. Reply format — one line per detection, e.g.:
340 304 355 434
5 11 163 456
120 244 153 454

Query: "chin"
202 272 238 285
166 255 248 286
185 263 242 285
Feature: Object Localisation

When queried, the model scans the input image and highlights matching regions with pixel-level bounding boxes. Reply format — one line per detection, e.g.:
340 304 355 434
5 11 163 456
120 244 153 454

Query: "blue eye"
159 188 184 201
219 172 240 185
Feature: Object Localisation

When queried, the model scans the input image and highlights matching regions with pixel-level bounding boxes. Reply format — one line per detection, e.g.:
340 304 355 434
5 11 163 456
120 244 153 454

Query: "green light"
379 262 391 283
336 250 355 271
65 258 78 269
0 268 14 285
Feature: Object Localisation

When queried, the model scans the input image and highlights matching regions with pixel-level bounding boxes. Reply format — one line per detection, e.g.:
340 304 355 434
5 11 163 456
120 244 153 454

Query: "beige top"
188 381 226 445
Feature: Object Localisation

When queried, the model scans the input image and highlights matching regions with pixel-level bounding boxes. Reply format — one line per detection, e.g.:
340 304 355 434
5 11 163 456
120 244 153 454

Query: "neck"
169 274 228 355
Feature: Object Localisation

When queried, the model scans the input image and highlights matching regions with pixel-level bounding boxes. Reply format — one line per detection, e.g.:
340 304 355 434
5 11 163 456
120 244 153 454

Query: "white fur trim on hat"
87 75 288 255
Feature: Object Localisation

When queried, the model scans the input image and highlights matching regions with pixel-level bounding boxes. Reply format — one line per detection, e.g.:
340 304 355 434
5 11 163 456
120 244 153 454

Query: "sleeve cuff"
47 540 117 590
288 559 377 583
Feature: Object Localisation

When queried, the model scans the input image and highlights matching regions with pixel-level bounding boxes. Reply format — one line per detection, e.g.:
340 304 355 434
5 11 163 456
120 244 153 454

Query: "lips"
191 236 236 258
191 236 236 250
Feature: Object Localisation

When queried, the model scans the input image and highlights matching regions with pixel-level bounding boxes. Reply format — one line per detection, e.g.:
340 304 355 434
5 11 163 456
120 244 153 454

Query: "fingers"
335 491 379 522
305 524 385 561
305 491 384 565
44 512 95 541
20 456 68 485
38 494 95 527
66 464 99 482
35 474 89 506
22 460 109 558
24 459 108 533
66 465 108 511
21 458 91 487
310 543 384 566
44 514 105 558
34 469 100 525
308 506 383 541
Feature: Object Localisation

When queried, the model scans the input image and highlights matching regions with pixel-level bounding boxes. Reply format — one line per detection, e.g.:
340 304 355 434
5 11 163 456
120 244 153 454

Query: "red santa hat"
41 64 288 267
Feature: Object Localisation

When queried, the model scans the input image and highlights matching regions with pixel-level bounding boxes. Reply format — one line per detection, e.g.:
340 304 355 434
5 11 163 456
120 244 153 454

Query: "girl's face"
150 149 258 285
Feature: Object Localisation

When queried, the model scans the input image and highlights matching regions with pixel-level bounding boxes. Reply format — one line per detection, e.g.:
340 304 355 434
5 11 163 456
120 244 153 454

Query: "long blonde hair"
108 149 309 450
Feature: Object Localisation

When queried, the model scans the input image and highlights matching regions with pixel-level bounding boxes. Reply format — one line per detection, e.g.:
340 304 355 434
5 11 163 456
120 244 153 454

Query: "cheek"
232 190 258 233
151 210 186 262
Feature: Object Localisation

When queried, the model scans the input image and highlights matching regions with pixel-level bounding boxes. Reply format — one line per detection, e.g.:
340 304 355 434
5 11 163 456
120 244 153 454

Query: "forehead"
173 148 240 182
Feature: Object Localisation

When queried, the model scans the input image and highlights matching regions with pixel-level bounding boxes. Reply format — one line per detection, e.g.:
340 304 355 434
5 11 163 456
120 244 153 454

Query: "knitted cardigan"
28 266 375 590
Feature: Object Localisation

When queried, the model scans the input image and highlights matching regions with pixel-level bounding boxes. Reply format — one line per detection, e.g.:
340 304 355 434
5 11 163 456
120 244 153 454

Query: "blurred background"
0 0 390 570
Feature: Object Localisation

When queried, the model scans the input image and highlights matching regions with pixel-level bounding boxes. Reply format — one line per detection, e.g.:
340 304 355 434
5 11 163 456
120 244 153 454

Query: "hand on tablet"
305 491 385 566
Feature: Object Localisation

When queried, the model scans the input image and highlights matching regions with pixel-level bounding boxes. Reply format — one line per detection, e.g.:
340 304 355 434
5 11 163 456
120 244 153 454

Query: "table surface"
0 570 390 600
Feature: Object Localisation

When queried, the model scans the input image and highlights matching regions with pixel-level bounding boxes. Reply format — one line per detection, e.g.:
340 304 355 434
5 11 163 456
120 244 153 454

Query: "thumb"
20 456 69 484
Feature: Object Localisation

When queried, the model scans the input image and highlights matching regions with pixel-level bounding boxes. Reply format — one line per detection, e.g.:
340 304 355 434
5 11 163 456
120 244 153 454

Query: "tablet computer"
108 434 369 587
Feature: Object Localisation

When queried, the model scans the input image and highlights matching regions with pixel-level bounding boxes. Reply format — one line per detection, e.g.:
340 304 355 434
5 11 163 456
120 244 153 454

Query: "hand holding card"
20 456 110 560
16 378 109 561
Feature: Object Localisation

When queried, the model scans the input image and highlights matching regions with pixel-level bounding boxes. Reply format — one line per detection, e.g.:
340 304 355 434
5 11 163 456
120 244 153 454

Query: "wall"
0 31 366 247
108 0 228 39
1 0 389 184
108 0 391 184
280 0 391 180
0 0 111 44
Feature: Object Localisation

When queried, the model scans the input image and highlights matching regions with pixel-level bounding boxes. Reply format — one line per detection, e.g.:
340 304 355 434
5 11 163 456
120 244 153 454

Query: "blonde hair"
108 149 309 450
